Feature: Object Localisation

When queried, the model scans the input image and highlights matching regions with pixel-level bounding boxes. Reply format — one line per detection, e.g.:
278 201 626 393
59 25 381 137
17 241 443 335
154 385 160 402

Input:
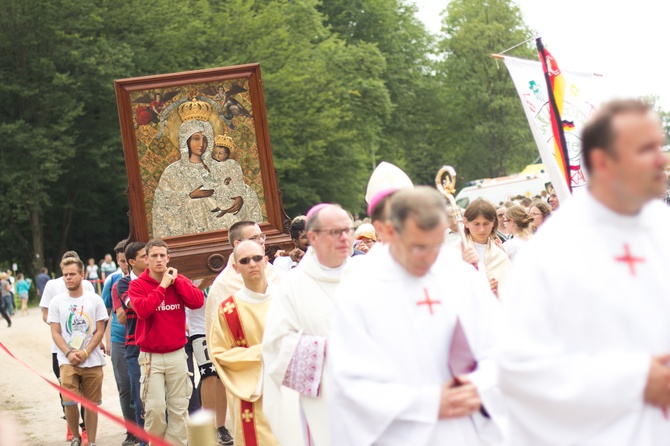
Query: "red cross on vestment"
417 288 441 315
614 243 645 277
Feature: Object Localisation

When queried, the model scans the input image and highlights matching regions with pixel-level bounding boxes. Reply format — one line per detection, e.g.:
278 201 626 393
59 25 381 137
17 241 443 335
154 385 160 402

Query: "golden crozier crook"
435 165 468 245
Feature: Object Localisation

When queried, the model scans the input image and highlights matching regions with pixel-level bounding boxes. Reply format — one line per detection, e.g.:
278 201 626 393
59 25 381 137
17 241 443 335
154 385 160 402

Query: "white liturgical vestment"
499 191 670 445
262 248 346 446
329 244 505 446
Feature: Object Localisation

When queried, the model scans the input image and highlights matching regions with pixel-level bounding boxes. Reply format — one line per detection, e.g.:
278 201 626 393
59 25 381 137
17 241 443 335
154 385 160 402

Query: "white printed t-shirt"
40 277 96 354
47 290 108 367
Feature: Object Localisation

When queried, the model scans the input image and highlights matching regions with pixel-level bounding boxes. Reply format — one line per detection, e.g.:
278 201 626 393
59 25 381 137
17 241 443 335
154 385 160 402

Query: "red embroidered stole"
220 295 258 446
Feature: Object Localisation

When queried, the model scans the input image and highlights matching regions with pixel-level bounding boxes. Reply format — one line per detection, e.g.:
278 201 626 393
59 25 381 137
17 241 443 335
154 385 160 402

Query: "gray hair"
390 186 447 233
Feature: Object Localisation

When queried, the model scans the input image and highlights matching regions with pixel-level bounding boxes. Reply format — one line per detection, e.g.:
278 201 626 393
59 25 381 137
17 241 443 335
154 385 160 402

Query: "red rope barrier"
0 341 174 446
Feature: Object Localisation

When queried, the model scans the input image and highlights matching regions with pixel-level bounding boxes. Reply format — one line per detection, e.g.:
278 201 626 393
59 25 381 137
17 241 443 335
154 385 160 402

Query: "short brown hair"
390 187 447 232
61 250 80 261
114 239 127 254
60 257 84 274
145 239 169 254
228 221 257 248
581 99 652 173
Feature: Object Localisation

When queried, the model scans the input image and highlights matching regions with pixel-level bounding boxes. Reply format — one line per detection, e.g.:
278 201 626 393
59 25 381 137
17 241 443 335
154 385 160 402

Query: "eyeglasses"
497 213 505 218
238 255 264 265
313 227 355 238
243 233 266 242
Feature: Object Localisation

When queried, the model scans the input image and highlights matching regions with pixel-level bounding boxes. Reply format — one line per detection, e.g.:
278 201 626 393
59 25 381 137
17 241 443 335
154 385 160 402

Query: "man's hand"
289 248 305 263
644 354 670 409
100 340 110 356
274 249 287 259
68 350 83 366
355 241 370 253
189 186 214 199
160 268 178 288
438 378 482 419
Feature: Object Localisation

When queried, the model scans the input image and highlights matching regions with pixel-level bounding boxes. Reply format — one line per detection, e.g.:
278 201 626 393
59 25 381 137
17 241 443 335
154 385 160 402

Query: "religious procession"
3 1 670 446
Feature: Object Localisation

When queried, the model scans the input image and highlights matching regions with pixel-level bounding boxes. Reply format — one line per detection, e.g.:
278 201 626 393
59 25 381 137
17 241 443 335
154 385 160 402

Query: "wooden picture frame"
115 63 290 282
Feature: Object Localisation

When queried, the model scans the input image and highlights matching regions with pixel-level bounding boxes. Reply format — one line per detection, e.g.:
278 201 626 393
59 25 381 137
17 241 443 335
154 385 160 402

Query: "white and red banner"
503 55 604 203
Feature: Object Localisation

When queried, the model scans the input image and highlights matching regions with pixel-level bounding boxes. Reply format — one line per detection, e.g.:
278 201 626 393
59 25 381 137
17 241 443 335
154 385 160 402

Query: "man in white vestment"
498 99 670 445
262 204 354 446
329 187 504 446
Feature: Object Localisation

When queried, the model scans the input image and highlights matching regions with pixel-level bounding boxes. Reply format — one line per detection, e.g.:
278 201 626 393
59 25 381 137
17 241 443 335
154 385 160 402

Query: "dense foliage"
0 0 540 276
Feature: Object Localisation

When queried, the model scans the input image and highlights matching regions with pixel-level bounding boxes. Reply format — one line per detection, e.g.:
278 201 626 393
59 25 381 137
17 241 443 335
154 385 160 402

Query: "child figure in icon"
204 134 263 224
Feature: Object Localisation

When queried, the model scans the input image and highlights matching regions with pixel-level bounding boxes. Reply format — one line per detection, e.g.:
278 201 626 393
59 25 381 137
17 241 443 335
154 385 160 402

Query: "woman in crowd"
85 258 100 293
15 273 30 316
463 198 511 297
528 200 552 231
503 205 535 261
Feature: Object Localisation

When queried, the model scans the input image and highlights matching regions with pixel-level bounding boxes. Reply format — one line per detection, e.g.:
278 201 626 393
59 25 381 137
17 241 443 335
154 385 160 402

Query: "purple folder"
448 317 477 377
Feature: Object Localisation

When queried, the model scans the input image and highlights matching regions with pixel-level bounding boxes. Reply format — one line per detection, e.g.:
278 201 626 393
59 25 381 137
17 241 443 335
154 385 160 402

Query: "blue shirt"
36 273 50 295
16 279 30 295
102 271 125 343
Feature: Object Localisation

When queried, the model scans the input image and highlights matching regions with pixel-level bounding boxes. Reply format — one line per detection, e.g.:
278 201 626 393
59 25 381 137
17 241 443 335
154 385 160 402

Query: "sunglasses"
238 255 264 265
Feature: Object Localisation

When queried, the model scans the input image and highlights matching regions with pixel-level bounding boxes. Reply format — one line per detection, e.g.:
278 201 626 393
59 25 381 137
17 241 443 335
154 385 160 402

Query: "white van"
454 165 551 208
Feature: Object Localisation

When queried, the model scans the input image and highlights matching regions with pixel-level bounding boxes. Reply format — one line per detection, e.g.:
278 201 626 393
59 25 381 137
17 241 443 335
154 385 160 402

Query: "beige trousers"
139 348 192 446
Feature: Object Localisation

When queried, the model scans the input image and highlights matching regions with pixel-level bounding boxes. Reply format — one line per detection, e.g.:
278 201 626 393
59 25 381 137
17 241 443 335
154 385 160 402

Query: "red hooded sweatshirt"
128 269 204 354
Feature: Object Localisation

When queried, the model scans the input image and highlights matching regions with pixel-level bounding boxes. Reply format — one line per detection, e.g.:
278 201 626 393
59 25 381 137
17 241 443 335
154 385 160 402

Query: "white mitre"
364 161 414 204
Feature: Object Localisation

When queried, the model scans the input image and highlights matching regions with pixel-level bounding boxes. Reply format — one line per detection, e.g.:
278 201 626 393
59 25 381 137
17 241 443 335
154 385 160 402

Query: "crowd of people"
0 253 119 328
16 98 670 446
0 269 35 326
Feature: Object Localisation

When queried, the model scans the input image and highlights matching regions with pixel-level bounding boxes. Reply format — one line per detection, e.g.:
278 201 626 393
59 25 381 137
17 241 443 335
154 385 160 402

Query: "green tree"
436 0 538 184
0 0 134 272
0 0 396 275
204 0 393 214
318 0 441 186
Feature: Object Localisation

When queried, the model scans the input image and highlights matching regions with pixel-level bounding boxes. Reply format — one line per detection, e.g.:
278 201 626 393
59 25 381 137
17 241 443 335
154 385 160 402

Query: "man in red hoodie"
128 239 204 446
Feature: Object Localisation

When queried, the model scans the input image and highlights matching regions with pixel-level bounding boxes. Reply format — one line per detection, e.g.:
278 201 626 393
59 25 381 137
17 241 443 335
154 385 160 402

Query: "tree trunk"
30 206 44 273
59 205 74 256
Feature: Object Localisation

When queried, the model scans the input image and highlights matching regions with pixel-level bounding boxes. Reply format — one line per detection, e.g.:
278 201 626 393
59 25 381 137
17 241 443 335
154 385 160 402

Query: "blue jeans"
126 354 146 446
2 294 13 316
111 343 135 426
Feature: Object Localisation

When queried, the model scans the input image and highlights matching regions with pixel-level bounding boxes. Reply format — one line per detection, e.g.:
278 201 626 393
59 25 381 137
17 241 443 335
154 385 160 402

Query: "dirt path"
0 309 126 446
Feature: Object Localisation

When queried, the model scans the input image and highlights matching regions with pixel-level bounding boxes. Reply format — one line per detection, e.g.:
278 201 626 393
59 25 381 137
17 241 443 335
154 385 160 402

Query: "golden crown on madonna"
214 134 236 151
178 98 212 123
